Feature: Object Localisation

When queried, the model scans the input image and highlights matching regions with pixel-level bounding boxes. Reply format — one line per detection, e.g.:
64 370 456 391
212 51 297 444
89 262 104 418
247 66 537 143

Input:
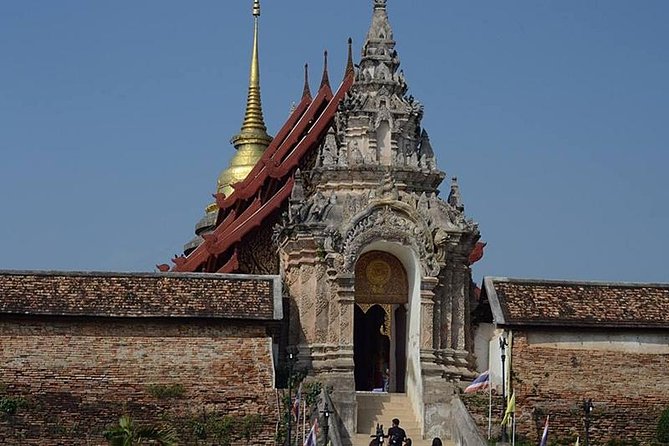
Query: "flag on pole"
465 370 490 393
501 391 515 426
539 415 550 446
303 418 318 446
292 383 302 420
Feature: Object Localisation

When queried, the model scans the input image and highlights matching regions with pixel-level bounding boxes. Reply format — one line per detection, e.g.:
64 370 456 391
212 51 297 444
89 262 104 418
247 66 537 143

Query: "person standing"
388 418 406 446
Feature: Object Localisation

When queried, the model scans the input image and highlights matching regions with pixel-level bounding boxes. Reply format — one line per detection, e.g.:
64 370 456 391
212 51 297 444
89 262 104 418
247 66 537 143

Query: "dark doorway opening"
354 304 406 392
353 250 409 393
354 305 388 391
394 305 407 393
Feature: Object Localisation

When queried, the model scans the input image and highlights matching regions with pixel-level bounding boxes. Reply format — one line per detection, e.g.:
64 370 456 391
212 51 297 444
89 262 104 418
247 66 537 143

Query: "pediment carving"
355 250 408 304
341 205 439 276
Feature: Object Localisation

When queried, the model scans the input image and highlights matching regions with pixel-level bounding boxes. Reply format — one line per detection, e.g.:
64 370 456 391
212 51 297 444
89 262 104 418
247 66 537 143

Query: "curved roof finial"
320 50 330 88
302 63 312 99
345 37 354 77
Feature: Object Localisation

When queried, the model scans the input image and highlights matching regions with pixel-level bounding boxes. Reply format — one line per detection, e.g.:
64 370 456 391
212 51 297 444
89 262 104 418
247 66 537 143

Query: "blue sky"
1 1 667 283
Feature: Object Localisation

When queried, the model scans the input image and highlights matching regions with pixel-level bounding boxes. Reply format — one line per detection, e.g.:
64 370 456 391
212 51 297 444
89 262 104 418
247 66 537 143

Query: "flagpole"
302 399 306 446
539 415 550 446
511 413 516 446
487 378 492 440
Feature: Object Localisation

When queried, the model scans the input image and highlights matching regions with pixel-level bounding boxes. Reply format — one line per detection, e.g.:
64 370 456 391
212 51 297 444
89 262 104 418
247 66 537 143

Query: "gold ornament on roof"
207 0 272 212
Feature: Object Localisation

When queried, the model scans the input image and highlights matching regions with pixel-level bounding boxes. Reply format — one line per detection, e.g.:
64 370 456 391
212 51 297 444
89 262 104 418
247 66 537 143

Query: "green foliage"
146 383 185 399
316 245 326 260
658 407 669 443
606 439 640 446
0 396 27 416
511 437 535 446
460 392 490 410
303 381 323 407
276 376 325 446
549 437 578 446
103 415 178 446
240 414 263 442
175 411 265 445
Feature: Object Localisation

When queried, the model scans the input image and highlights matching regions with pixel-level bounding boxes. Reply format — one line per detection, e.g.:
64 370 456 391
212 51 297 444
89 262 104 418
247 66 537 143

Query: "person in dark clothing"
369 423 387 446
388 418 406 446
431 438 443 446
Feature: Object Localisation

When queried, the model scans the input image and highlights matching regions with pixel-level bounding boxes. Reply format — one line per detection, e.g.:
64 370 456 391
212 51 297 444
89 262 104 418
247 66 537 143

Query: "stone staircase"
353 393 453 446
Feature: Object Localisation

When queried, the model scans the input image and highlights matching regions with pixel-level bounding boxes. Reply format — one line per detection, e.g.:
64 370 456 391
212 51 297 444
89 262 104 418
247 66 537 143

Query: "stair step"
352 434 455 446
356 392 422 442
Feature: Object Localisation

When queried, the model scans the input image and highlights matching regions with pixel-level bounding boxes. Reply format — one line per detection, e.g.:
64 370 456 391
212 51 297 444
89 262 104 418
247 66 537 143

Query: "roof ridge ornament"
320 50 330 88
302 64 312 99
345 37 354 77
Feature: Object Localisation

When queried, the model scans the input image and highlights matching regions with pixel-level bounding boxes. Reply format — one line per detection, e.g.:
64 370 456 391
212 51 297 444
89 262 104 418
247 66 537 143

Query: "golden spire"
232 0 271 147
211 0 272 206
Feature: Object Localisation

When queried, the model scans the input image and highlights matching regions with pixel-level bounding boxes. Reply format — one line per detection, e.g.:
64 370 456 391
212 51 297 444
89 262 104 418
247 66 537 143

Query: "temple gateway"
172 0 483 442
2 1 666 445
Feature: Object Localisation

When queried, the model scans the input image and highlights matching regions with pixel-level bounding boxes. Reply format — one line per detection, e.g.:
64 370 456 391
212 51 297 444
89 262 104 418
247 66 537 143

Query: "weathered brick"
0 317 279 445
0 271 282 445
510 332 669 445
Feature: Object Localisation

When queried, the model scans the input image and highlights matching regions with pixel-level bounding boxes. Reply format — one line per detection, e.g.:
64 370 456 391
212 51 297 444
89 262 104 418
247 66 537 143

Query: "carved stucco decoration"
320 128 339 167
340 203 440 276
355 250 408 304
343 192 372 222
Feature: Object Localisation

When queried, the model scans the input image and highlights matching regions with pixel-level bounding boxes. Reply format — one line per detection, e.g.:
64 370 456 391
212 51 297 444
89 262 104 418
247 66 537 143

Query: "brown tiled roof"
0 270 280 320
481 277 669 328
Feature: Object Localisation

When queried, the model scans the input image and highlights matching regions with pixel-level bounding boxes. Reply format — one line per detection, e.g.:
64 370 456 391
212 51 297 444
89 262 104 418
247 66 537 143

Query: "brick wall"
0 316 279 445
509 331 669 445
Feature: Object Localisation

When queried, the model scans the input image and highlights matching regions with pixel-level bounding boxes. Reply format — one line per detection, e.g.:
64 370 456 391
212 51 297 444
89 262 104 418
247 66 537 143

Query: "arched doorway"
353 251 408 392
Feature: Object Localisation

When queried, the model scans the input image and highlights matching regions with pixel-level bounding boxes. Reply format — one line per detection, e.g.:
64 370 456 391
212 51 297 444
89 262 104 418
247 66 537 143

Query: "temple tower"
276 0 481 441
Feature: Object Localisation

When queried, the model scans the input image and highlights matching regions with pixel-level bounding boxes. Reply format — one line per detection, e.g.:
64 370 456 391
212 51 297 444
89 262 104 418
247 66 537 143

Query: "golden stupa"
206 0 272 213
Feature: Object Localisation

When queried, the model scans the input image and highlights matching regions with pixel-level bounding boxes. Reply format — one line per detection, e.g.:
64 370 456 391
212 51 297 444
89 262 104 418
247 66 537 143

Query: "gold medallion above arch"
354 250 408 305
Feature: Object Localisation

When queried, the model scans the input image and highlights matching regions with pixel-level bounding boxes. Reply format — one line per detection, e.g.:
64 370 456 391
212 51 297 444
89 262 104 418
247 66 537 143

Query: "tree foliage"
658 407 669 444
103 415 178 446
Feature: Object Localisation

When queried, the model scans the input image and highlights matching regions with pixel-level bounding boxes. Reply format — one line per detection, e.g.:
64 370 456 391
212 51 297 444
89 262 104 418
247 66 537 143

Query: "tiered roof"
170 50 355 273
